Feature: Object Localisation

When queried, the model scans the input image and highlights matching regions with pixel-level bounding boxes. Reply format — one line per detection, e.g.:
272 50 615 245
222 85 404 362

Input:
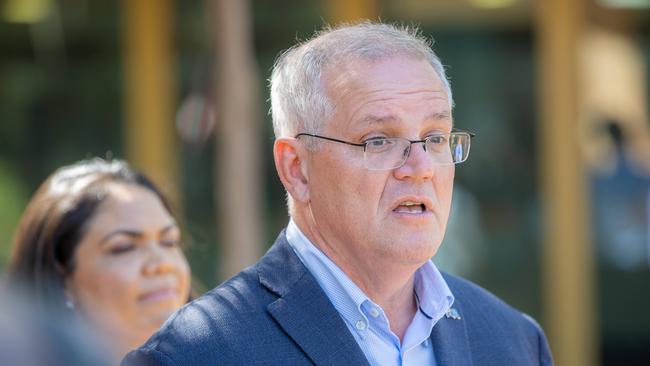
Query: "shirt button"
355 320 367 331
369 308 380 318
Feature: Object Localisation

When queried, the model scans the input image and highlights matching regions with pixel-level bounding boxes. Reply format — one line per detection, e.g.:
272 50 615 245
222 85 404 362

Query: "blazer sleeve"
523 313 554 365
122 348 176 366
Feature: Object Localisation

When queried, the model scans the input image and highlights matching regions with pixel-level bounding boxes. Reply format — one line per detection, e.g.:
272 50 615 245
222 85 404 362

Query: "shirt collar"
414 260 455 320
286 219 369 327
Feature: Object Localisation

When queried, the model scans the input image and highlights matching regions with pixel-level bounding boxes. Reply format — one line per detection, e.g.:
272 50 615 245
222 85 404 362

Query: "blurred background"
0 0 648 365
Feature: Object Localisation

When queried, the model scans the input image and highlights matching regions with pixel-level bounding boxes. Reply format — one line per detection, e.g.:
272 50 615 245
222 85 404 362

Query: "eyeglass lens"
363 133 470 170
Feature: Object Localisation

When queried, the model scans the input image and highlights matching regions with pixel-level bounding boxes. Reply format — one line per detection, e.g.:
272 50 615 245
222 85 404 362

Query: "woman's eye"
160 239 180 248
108 243 136 255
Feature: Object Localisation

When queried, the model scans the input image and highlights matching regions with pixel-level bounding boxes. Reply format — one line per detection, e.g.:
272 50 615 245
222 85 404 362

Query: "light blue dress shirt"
286 220 455 366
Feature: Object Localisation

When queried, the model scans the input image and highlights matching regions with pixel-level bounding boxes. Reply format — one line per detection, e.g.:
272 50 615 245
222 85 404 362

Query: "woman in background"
4 158 191 363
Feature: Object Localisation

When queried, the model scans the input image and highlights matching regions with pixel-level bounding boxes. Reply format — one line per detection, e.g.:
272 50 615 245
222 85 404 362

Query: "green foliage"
0 159 28 268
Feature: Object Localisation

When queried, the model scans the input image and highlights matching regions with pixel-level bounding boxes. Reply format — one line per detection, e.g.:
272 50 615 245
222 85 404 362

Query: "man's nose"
393 141 434 181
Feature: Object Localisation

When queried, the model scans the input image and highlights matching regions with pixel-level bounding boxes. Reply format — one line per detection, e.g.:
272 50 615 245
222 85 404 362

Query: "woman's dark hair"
4 158 174 308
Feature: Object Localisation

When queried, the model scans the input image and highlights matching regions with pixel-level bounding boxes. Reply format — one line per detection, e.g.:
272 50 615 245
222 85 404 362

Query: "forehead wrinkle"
326 60 451 133
360 114 400 125
356 108 451 127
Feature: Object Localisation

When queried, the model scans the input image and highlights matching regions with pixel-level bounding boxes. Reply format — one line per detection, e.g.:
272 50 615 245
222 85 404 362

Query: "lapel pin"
445 308 461 320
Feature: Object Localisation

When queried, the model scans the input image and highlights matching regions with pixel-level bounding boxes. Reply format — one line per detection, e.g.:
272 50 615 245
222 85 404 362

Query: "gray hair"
269 21 453 139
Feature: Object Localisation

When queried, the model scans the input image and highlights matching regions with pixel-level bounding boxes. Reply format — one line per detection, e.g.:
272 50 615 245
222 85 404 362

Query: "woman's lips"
138 287 178 302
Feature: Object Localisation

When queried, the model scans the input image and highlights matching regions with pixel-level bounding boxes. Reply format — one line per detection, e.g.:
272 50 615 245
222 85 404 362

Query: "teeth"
401 201 420 206
395 201 426 213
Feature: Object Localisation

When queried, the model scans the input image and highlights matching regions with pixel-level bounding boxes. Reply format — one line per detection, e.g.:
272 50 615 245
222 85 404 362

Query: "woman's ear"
273 137 310 203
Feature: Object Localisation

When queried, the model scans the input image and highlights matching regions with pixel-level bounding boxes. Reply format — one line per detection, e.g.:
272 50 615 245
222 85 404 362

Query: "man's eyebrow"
426 111 452 121
358 111 451 126
160 223 179 234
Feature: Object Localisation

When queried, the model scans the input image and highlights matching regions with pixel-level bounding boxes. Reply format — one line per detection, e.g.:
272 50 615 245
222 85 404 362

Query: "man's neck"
371 276 418 341
291 215 420 341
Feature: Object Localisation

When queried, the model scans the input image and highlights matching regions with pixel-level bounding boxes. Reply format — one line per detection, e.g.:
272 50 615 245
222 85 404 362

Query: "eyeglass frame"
294 129 476 170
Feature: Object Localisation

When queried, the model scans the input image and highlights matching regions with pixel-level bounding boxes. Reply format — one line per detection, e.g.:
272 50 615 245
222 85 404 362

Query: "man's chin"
391 225 440 243
379 238 439 264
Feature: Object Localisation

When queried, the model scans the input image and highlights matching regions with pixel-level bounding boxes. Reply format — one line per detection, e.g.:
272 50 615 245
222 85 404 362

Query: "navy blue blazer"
123 231 552 365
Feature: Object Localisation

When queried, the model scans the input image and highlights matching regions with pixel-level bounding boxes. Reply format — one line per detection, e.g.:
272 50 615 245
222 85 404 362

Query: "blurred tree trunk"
535 0 597 365
208 0 262 280
327 0 377 24
121 0 180 206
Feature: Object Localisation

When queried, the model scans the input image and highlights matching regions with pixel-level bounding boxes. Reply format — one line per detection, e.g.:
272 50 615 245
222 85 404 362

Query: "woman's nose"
143 244 175 276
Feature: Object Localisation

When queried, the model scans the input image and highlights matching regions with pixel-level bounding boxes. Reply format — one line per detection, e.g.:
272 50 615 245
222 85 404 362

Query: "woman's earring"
65 298 75 310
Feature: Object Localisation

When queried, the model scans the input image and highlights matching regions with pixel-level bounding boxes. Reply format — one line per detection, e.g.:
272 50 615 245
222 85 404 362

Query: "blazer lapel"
430 302 474 366
258 232 370 366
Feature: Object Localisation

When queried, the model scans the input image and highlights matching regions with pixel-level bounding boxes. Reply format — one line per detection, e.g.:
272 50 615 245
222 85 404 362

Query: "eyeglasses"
295 129 475 171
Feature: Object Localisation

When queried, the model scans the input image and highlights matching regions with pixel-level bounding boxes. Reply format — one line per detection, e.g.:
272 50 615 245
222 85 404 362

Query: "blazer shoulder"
442 272 553 364
443 273 542 333
443 272 526 317
125 265 271 365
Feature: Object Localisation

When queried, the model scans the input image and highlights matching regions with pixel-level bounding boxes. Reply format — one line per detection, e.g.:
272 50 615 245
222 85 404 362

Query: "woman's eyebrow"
98 223 178 246
99 230 142 246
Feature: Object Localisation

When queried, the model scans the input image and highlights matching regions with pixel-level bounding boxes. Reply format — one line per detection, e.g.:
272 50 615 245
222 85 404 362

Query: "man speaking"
124 22 552 366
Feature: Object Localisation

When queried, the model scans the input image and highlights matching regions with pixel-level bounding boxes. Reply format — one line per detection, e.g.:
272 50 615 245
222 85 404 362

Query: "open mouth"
393 200 427 214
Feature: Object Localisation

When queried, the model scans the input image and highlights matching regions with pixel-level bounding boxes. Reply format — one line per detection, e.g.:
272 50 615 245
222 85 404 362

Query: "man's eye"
160 239 180 248
366 138 389 147
364 138 397 153
427 135 448 144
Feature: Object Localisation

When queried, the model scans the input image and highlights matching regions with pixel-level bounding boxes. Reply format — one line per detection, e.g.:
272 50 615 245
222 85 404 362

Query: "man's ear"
273 137 310 203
